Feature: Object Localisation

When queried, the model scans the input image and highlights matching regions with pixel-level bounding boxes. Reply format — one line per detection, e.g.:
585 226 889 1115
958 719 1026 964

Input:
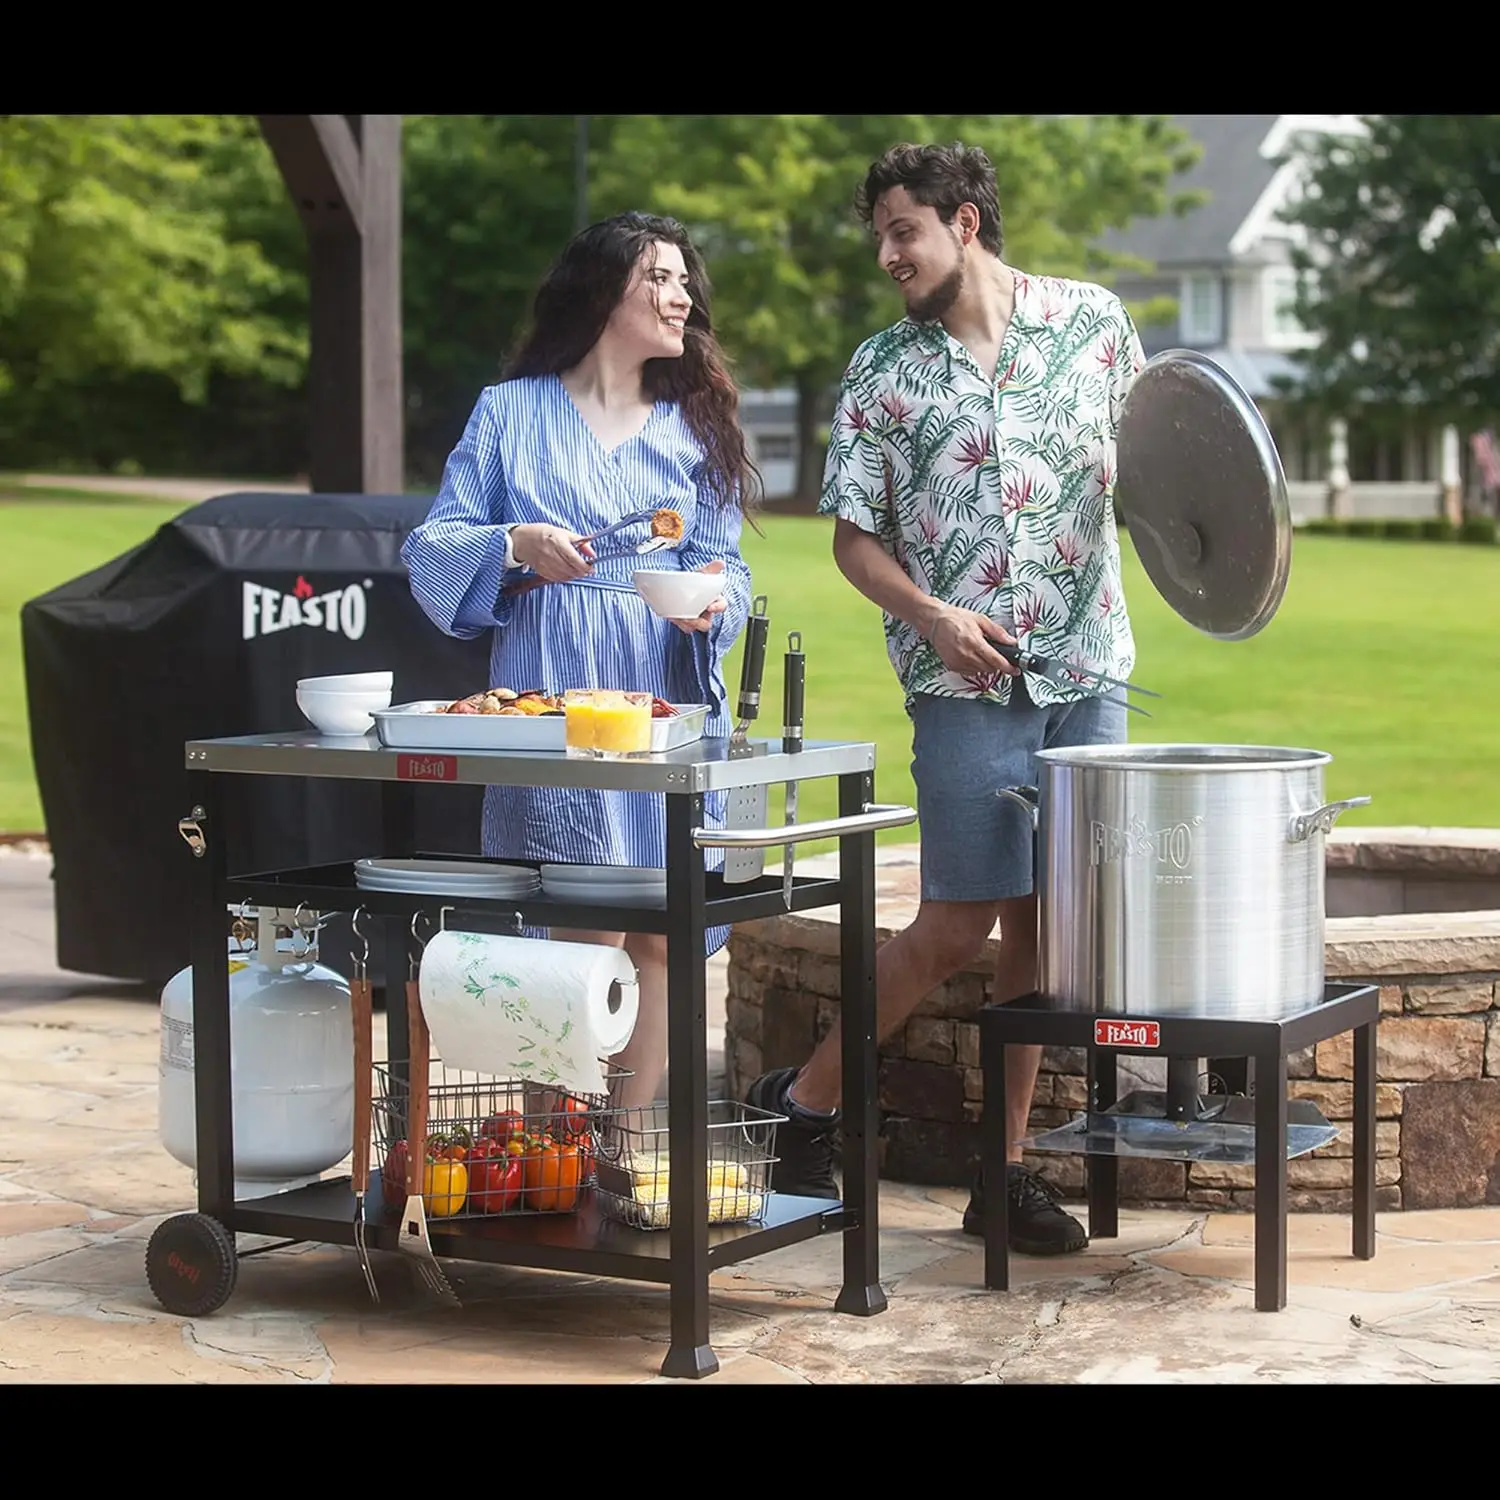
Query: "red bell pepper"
467 1138 523 1214
478 1109 526 1147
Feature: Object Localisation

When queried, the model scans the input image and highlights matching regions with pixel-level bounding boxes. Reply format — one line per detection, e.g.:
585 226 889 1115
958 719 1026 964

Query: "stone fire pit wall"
723 831 1500 1213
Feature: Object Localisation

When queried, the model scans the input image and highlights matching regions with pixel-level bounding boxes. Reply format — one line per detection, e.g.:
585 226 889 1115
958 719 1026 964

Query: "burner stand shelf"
976 982 1380 1312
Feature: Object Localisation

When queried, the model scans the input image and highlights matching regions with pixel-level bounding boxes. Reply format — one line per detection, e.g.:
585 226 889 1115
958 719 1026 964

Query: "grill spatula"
721 596 770 885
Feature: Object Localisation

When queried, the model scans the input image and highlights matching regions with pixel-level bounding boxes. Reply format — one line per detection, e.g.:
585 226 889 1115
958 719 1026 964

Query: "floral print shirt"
818 269 1146 706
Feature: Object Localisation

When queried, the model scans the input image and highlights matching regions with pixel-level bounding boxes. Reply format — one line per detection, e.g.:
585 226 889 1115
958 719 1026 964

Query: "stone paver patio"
2 844 1498 1383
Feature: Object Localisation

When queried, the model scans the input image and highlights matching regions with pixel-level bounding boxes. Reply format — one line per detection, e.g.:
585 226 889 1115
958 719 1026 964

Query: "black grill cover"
21 491 492 989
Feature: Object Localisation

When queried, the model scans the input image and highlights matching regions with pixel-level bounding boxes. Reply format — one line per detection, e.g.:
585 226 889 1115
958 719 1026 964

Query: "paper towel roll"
417 930 639 1096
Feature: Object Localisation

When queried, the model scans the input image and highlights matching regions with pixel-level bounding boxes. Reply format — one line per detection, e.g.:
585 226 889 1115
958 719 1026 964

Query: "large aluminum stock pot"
999 746 1370 1020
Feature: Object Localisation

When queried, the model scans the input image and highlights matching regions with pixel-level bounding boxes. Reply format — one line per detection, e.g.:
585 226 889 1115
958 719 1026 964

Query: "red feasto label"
1094 1018 1161 1049
397 753 458 782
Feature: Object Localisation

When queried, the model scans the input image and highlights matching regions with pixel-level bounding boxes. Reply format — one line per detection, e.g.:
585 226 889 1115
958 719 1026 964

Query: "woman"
401 211 760 1111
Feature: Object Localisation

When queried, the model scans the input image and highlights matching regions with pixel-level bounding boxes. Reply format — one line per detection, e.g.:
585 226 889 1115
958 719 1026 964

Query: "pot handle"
1288 796 1372 843
997 785 1040 829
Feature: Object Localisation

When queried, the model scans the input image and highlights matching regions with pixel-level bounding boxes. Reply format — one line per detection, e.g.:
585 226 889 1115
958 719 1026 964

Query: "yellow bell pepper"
422 1158 468 1217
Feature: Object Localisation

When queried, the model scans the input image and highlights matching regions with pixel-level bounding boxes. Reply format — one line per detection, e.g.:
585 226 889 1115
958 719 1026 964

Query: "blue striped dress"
401 373 754 957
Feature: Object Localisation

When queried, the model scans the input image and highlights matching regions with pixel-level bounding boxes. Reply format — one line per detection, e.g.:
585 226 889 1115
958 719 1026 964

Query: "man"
743 141 1146 1255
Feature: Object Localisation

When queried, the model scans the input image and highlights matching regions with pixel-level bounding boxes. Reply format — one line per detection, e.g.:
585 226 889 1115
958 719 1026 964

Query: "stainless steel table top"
184 730 877 794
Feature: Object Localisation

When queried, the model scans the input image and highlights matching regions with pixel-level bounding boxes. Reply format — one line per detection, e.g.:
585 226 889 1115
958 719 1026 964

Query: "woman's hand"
670 559 728 635
511 523 595 582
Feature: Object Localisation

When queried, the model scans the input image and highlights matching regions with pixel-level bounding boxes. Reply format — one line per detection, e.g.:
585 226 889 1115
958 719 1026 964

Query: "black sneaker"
962 1163 1088 1255
744 1067 840 1200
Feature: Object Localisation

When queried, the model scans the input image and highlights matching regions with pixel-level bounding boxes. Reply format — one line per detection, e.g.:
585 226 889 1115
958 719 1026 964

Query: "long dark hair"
503 212 762 512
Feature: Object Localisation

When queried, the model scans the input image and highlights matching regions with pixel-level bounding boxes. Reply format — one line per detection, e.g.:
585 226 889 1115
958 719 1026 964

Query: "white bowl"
297 671 394 692
296 685 392 736
632 569 724 621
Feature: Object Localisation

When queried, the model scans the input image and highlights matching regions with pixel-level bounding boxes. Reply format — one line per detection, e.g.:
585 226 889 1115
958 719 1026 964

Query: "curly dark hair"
855 142 1005 256
502 211 762 511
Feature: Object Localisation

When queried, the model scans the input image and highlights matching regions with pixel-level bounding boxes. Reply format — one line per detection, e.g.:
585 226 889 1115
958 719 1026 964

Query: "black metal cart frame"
978 982 1380 1312
173 729 915 1379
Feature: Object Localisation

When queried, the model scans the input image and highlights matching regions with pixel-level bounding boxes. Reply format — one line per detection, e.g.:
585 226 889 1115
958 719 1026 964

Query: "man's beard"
907 248 964 323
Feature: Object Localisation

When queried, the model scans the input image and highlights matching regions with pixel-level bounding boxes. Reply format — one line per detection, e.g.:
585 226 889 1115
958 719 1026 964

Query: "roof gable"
1100 114 1281 269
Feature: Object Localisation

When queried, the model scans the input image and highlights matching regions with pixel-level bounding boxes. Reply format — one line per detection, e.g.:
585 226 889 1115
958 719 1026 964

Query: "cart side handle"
692 803 916 850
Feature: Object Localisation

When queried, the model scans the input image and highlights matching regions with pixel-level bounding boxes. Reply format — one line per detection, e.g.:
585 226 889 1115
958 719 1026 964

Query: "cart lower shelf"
224 1174 851 1282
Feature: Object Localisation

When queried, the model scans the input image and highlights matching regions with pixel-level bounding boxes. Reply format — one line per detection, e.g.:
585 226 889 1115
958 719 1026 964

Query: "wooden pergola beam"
258 114 365 233
256 114 404 494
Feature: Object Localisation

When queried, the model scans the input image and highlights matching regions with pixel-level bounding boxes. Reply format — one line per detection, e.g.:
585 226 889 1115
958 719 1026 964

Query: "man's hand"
511 523 595 582
923 603 1020 677
828 520 1020 677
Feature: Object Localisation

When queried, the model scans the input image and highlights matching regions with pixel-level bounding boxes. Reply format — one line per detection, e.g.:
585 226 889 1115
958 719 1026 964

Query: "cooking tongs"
501 508 679 598
1000 644 1161 717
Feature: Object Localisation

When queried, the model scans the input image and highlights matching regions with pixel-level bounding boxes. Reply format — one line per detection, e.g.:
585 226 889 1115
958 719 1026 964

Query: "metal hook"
351 906 371 972
290 902 313 958
438 905 453 934
408 909 432 983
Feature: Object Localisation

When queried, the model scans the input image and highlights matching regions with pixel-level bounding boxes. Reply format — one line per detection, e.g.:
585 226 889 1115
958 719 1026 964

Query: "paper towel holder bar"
411 905 525 940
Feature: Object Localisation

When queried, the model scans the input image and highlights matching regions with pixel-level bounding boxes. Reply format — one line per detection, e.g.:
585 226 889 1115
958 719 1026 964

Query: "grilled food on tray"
442 688 563 716
439 689 680 719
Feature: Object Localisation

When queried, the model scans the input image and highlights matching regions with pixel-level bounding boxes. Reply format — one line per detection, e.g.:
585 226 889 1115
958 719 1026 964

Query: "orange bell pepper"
522 1137 583 1212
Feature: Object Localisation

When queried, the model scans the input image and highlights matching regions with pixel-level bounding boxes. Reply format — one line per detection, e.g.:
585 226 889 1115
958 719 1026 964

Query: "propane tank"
159 907 354 1200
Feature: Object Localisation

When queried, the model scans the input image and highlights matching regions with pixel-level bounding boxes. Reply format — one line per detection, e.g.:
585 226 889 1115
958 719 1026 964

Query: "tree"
1280 115 1500 424
590 114 1201 503
0 117 304 403
400 114 628 481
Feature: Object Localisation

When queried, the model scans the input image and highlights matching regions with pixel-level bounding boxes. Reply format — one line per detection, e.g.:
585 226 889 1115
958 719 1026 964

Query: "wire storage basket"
592 1101 786 1230
371 1061 618 1219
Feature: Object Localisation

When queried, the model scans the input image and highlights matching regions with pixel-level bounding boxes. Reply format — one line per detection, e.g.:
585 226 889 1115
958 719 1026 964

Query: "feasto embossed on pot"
1089 813 1202 873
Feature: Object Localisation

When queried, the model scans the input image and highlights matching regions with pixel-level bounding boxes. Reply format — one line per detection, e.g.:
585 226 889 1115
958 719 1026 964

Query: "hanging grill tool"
722 597 771 884
781 631 805 908
397 919 461 1307
349 909 379 1303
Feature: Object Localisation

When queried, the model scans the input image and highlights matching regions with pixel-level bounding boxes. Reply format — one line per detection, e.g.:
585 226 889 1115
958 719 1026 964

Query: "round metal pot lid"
1115 348 1292 640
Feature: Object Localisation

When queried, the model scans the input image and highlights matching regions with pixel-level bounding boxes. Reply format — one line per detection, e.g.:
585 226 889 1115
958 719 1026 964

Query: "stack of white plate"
539 864 668 908
354 858 541 899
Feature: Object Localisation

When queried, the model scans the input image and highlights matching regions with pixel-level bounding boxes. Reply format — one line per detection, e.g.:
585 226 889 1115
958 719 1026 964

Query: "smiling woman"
398 211 764 1112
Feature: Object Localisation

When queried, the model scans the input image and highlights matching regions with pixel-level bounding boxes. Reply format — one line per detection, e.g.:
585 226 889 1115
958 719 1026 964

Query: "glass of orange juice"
564 690 597 757
590 691 652 758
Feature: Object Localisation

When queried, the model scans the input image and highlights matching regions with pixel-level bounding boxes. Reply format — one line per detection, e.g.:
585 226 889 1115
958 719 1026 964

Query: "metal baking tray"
373 701 710 754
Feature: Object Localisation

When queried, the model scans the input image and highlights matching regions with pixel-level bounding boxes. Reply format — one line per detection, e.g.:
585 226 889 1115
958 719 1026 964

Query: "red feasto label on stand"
397 753 458 782
1094 1019 1161 1048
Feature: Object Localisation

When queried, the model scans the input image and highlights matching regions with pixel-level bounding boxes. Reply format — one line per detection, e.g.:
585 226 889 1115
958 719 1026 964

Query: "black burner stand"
978 982 1380 1311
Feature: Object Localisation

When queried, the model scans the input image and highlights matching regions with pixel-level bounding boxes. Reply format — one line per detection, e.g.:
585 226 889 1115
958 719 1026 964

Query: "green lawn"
726 515 1500 844
4 498 1498 841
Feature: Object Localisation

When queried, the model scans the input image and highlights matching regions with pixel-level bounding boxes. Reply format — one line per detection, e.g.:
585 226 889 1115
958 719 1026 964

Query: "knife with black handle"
723 597 770 883
731 598 770 744
781 631 805 907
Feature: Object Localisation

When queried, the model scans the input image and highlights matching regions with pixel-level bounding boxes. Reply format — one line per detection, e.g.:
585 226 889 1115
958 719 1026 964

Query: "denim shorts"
908 679 1128 903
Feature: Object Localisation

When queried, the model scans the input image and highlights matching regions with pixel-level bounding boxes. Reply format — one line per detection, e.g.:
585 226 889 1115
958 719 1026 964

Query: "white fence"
1289 481 1448 525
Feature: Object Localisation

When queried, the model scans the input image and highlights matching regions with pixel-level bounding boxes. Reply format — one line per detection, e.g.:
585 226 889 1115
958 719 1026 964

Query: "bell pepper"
422 1157 468 1217
522 1137 583 1213
381 1140 410 1205
467 1138 523 1214
479 1109 525 1147
551 1095 596 1175
427 1126 470 1162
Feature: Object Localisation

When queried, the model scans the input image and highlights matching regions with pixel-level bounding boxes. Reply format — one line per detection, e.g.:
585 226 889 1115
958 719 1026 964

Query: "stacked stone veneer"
724 831 1500 1212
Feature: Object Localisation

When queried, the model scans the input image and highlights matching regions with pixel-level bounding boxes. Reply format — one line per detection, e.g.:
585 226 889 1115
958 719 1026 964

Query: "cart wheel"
145 1213 238 1317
